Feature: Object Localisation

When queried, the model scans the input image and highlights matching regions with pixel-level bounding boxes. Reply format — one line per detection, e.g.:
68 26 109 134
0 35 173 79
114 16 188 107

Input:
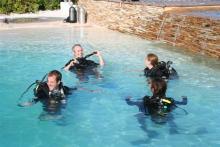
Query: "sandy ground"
0 21 95 31
0 10 66 20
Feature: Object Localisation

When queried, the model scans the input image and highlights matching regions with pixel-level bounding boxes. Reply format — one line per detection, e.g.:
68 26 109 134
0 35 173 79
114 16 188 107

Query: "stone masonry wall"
78 0 220 58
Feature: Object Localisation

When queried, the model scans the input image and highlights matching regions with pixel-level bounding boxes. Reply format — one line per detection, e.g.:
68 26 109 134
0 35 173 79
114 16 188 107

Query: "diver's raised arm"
17 98 37 107
125 96 142 106
64 59 77 71
95 51 105 66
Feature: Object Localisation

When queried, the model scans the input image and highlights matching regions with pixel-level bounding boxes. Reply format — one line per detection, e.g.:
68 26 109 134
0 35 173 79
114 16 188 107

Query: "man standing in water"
64 44 105 71
63 44 105 81
18 70 73 120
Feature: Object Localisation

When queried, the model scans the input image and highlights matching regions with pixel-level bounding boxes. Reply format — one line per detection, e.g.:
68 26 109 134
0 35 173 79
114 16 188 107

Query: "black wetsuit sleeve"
126 98 142 106
145 67 164 78
125 98 145 113
174 97 187 105
63 85 77 95
64 59 74 67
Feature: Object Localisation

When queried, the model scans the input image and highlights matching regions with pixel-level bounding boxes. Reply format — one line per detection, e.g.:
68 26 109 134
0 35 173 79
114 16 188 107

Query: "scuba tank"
157 61 178 79
144 96 188 117
144 96 175 116
166 61 178 79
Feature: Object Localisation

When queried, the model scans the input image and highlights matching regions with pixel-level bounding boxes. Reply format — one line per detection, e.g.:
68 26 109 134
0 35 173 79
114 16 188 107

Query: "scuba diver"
63 44 105 81
144 53 178 80
125 78 187 124
18 70 73 120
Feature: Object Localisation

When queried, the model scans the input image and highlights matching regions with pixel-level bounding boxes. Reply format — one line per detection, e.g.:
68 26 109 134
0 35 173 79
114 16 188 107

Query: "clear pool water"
0 26 220 147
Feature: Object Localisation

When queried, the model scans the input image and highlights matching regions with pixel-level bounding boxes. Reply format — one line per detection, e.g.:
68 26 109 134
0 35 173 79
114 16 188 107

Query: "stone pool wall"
157 14 220 58
78 0 220 58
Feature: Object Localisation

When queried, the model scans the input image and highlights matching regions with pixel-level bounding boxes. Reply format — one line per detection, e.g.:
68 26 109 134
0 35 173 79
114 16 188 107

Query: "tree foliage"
0 0 61 14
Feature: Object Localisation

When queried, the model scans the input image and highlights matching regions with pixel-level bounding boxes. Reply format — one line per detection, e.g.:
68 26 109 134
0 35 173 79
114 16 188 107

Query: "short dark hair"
72 44 82 51
150 78 167 97
48 70 62 82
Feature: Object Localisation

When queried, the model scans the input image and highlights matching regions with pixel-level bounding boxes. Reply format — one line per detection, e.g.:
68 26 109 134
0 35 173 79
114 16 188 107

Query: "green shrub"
45 0 60 10
0 0 14 14
0 0 61 14
13 0 39 13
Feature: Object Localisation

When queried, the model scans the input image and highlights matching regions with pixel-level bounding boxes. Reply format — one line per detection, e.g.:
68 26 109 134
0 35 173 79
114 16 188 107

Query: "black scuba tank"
158 61 178 79
143 96 175 116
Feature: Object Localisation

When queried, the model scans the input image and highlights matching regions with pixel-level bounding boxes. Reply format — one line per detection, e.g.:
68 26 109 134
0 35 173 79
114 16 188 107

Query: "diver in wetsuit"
144 53 178 80
19 70 73 120
64 44 104 81
125 78 187 123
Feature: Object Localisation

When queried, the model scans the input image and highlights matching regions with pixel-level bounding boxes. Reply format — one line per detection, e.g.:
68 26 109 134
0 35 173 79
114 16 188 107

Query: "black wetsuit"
33 82 71 114
126 96 187 116
65 58 99 71
65 58 99 81
144 61 178 80
144 67 164 79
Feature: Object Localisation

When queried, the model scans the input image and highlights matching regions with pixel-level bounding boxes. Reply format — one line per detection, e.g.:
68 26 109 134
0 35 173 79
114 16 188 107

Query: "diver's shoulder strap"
143 95 151 101
143 95 157 106
59 82 67 98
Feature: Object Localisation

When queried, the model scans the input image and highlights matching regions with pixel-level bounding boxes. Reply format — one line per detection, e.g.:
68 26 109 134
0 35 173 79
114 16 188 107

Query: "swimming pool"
0 26 220 147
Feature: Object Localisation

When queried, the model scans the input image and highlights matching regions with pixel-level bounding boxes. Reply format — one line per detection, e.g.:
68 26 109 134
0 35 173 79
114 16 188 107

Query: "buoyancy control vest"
143 96 175 116
33 82 69 103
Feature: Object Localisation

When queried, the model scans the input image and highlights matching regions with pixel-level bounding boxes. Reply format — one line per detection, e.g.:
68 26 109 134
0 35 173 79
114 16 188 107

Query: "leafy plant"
0 0 61 14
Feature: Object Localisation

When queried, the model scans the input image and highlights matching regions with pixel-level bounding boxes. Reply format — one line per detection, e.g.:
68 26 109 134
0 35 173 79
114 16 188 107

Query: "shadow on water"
130 112 182 145
130 113 157 145
73 68 103 82
130 110 209 146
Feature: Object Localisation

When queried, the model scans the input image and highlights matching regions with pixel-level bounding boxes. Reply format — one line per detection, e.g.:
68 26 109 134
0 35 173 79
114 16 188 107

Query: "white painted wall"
60 2 73 18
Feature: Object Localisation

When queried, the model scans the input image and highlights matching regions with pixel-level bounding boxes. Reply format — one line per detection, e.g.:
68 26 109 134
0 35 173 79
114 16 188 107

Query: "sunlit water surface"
0 26 220 147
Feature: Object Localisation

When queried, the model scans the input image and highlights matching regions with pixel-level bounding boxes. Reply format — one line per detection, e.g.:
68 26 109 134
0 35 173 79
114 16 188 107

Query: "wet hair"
72 44 82 51
48 70 62 82
146 53 158 67
150 78 167 98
